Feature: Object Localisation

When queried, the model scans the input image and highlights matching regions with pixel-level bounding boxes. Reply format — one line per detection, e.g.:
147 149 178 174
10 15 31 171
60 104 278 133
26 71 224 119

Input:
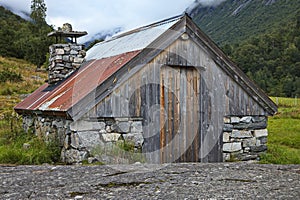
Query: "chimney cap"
47 23 88 44
47 30 88 38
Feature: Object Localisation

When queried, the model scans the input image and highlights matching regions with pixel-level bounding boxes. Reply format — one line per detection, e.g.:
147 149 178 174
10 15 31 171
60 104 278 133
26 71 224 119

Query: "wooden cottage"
15 14 277 164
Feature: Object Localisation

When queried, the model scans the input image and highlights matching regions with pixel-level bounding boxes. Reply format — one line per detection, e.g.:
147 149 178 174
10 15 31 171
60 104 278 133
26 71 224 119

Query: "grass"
260 97 300 164
0 130 61 165
0 57 61 165
0 56 47 96
0 56 47 126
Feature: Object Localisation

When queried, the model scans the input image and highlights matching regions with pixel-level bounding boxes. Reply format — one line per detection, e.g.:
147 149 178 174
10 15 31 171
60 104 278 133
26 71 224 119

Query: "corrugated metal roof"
15 51 141 114
85 15 181 61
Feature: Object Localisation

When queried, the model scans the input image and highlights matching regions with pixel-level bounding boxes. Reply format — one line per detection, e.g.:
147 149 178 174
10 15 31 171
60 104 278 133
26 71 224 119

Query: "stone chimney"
47 23 88 85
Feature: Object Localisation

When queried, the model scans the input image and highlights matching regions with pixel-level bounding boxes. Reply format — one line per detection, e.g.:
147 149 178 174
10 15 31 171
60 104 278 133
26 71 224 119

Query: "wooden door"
160 65 201 163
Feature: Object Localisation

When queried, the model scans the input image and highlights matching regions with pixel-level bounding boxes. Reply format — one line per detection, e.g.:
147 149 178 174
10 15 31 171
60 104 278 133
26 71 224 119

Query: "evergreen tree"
30 0 47 26
28 0 54 68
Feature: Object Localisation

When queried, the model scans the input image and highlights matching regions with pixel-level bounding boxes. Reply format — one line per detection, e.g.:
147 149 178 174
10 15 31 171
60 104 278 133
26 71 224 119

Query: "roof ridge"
108 14 184 41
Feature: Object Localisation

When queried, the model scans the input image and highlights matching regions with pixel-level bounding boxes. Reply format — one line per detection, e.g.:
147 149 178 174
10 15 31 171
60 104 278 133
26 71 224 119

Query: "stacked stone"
22 115 72 145
62 118 144 164
48 44 86 85
223 116 268 162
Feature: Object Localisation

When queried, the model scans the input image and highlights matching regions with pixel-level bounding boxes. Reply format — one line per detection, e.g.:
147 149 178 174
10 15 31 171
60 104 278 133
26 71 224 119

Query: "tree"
28 0 54 68
30 0 47 26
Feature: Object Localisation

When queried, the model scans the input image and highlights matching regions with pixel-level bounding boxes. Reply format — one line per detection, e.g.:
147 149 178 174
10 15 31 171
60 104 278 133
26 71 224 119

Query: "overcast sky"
0 0 226 42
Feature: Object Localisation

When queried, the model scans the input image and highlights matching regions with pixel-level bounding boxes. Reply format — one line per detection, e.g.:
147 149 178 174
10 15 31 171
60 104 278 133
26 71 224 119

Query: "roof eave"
14 108 69 118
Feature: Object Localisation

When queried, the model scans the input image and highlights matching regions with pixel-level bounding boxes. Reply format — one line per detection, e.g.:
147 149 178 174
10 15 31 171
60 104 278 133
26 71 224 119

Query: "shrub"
0 70 23 83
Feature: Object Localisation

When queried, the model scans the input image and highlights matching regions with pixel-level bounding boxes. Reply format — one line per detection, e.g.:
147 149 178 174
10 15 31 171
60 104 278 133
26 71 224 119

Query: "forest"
0 4 54 68
223 16 300 97
192 0 300 97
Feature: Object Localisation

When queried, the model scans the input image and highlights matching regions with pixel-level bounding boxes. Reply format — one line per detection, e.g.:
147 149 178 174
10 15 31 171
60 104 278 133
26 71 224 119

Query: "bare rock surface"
0 163 299 199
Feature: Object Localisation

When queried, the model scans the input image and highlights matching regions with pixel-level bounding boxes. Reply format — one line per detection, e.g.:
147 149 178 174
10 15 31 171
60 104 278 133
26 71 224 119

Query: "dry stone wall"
62 118 144 164
22 115 72 147
223 116 268 161
22 115 144 164
48 44 86 85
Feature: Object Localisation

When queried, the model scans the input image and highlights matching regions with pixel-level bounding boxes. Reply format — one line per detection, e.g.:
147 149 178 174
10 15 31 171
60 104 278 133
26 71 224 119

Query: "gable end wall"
85 38 269 163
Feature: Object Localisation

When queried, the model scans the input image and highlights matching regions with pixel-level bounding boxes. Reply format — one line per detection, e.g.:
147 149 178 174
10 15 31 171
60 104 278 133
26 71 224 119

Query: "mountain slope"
0 6 54 67
190 0 300 45
0 6 29 58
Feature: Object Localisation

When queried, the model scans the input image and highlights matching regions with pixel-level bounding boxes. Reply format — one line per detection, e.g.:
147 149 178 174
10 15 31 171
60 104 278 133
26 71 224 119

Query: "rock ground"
0 163 299 199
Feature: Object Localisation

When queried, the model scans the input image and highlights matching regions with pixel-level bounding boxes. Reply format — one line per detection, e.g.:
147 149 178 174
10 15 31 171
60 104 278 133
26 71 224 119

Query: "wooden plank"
173 42 180 163
128 77 136 117
181 40 188 66
199 72 203 162
194 69 200 162
180 68 187 162
201 77 209 163
96 99 105 116
112 90 120 117
104 97 112 117
168 68 173 162
121 82 129 116
187 67 193 161
136 73 141 117
190 68 195 162
241 88 245 115
153 63 161 164
160 68 166 163
174 67 180 162
167 50 176 66
238 85 242 115
164 67 170 163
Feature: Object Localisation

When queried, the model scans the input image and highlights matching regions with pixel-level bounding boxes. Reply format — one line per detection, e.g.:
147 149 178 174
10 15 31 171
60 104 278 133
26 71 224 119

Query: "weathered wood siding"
88 37 268 163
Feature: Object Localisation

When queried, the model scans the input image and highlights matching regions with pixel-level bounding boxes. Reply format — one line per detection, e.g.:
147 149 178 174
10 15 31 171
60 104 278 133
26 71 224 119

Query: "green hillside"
191 0 300 45
190 0 300 97
0 6 54 67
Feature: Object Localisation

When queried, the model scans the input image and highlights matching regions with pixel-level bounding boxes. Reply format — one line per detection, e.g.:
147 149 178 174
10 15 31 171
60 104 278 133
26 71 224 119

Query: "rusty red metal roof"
15 50 141 115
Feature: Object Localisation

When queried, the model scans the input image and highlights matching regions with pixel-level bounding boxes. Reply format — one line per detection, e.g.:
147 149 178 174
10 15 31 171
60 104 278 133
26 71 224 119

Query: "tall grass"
0 130 61 165
0 111 61 165
0 57 61 165
0 56 47 96
260 97 300 164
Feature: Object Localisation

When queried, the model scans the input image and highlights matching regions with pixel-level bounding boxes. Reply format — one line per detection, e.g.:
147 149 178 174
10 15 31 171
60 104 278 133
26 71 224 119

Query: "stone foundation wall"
22 115 72 146
223 116 268 162
23 115 144 164
23 114 269 164
48 44 86 85
62 118 144 164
